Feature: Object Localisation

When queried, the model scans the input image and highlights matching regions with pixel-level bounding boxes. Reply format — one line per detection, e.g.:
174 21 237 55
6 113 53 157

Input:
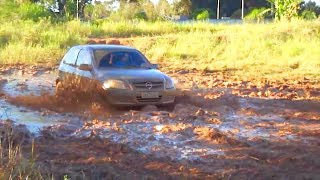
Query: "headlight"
102 80 129 90
165 78 175 89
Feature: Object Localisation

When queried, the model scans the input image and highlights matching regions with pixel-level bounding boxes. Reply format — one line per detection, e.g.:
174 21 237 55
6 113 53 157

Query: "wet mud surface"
0 65 320 179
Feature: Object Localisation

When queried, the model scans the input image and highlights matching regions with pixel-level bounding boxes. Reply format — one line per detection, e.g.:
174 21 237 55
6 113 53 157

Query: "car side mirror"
78 64 92 71
152 64 159 69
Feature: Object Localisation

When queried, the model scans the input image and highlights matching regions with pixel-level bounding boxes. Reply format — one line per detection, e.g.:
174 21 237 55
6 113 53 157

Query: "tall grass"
0 122 43 179
0 19 319 80
131 20 320 80
0 20 91 64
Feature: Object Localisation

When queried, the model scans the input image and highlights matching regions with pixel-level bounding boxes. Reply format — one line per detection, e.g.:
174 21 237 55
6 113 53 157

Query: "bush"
270 0 302 21
231 9 243 19
0 1 19 21
157 0 174 17
197 10 209 20
108 3 142 21
245 8 269 22
301 10 317 20
84 3 110 21
0 33 10 48
192 9 211 20
134 11 148 20
141 1 159 21
19 3 51 21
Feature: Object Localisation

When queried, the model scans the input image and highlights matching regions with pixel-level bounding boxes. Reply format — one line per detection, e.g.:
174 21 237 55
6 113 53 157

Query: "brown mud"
0 64 319 179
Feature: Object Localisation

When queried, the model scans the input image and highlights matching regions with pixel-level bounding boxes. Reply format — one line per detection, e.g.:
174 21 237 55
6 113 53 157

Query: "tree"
300 1 320 16
245 7 270 22
157 0 173 16
58 0 66 15
172 0 192 15
84 1 110 20
268 0 302 21
54 0 92 18
190 0 272 18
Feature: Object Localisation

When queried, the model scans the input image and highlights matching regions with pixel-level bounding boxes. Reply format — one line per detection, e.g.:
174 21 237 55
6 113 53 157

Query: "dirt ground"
0 65 320 179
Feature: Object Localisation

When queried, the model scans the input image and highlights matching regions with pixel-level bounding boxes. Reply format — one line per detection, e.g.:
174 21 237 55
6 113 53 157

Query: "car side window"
63 48 80 65
76 50 92 66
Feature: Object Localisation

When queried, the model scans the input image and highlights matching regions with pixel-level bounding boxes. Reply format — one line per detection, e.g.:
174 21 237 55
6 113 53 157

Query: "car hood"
95 68 167 82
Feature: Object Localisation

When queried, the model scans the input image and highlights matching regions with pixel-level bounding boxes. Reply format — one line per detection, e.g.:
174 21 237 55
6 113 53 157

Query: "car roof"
73 44 136 51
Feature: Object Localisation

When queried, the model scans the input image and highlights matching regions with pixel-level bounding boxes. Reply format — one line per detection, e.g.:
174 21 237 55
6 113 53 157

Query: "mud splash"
0 71 85 133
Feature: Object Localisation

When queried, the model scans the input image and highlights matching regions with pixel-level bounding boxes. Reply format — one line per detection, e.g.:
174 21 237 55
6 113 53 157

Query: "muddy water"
0 99 73 133
71 97 319 163
2 73 55 96
73 114 226 162
0 72 82 133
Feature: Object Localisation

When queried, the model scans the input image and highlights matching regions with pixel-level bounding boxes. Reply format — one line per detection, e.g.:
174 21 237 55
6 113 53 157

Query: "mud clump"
86 39 107 44
106 39 121 45
173 103 199 114
154 123 191 133
0 120 32 147
40 123 82 140
0 78 8 96
194 127 242 145
86 38 121 45
0 77 8 85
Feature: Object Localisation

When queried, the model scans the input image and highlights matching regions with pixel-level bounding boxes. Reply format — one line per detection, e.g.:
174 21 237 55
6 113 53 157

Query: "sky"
305 0 320 5
312 0 320 5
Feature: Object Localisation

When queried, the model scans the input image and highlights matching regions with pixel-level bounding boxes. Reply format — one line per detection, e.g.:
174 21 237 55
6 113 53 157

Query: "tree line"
1 0 319 21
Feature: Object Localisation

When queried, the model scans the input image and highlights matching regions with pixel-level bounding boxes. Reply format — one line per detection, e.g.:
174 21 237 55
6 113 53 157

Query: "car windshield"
94 49 152 69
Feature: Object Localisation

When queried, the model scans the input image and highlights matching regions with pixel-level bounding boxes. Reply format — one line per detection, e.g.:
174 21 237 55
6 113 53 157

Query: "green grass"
0 19 320 80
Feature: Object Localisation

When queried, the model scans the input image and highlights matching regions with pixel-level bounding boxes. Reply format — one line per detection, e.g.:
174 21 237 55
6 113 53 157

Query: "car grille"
132 82 164 91
137 96 162 102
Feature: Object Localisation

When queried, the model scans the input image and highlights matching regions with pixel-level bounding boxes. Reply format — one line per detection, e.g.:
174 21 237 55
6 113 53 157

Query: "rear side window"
76 50 92 66
63 48 80 65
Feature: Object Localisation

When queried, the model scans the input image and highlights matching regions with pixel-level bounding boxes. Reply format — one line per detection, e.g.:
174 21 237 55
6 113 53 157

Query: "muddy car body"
56 44 176 106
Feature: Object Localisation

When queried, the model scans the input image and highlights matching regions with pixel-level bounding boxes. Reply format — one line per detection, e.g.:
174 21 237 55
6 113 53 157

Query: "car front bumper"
102 88 176 106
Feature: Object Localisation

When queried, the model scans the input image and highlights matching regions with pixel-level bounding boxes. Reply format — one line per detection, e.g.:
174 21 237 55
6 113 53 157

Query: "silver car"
56 44 176 106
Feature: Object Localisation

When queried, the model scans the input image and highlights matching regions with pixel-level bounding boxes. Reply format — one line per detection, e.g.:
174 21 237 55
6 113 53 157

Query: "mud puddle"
0 71 84 133
0 99 80 133
73 112 226 162
2 73 55 96
68 95 319 163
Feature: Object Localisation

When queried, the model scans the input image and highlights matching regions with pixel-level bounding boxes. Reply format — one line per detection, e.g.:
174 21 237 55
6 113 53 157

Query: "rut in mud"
0 66 320 179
